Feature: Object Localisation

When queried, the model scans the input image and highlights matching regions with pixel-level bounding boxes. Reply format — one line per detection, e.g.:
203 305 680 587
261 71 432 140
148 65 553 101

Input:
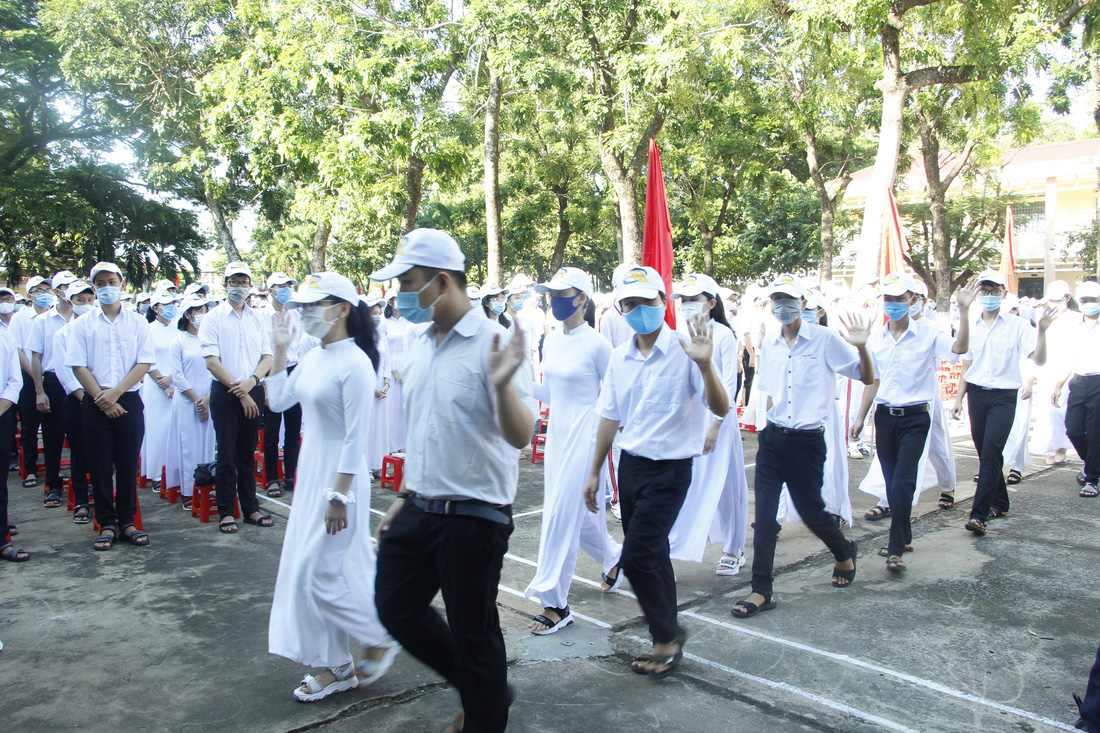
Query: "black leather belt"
877 403 930 417
767 423 825 435
408 494 512 525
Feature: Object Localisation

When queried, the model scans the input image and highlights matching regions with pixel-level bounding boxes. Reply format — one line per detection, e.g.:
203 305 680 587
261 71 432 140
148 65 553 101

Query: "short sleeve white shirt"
64 306 155 391
1070 318 1100 377
961 311 1037 389
869 318 956 407
198 301 272 381
757 323 862 430
26 307 72 374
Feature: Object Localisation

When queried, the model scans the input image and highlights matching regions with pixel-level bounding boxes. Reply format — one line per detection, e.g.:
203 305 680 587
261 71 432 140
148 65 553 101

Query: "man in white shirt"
66 262 155 550
261 272 301 497
55 281 96 524
849 273 974 570
1055 280 1100 497
372 228 534 733
200 262 273 534
0 322 24 562
952 270 1053 535
28 270 79 506
0 288 16 332
733 274 872 618
14 274 55 488
582 265 730 679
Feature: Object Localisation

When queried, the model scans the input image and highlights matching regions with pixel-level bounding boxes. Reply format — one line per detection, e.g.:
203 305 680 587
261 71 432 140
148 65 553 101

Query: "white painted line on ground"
513 508 544 518
497 583 612 629
260 495 292 510
681 610 1077 732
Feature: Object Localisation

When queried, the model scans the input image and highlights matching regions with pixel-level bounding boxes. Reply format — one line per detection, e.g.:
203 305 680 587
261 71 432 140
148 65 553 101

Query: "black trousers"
1067 374 1100 483
966 386 1016 521
263 365 301 487
0 408 17 543
1079 643 1100 733
210 381 262 520
17 370 39 476
376 502 513 733
62 393 90 506
874 407 931 556
741 350 755 402
617 451 692 644
82 391 144 530
752 425 853 598
40 372 66 494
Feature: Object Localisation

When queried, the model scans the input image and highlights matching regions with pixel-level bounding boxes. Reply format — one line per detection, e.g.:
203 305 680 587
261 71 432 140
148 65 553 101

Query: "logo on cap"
305 275 321 290
625 268 652 285
395 237 408 257
777 274 795 287
884 273 903 286
554 268 567 279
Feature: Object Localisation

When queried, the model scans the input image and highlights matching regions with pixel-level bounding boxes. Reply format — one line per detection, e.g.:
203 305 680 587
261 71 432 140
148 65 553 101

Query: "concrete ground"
2 423 1097 733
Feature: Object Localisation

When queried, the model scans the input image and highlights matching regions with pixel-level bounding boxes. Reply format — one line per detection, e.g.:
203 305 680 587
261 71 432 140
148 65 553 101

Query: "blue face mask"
160 305 178 320
770 299 801 325
909 303 923 318
979 295 1002 312
624 303 666 334
883 302 909 321
275 287 293 304
800 310 817 325
489 301 505 315
395 274 441 324
96 286 121 306
1082 303 1100 318
512 300 525 312
34 293 55 309
550 295 580 321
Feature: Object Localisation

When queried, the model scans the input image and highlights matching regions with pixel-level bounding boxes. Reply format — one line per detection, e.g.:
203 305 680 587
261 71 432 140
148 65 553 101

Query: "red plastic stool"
65 473 93 511
192 483 239 523
530 419 548 463
381 454 404 492
159 466 181 504
93 491 143 533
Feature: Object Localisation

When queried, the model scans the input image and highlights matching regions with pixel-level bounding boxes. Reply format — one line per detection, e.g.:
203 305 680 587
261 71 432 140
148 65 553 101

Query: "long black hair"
340 298 380 371
146 302 158 323
177 303 205 331
701 291 732 330
481 295 511 329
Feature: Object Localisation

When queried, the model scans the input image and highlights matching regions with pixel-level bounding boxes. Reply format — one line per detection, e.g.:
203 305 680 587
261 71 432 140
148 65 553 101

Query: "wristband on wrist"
322 489 355 505
395 491 411 500
714 414 725 422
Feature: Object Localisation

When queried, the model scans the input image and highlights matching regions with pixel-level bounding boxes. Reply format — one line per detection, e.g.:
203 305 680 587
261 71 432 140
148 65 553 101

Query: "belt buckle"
888 406 904 417
442 499 455 515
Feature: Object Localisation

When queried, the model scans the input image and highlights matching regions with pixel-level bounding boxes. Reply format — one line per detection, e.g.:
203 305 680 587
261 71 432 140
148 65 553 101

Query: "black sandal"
601 566 624 593
863 506 891 521
987 507 1009 520
649 635 686 680
0 542 29 562
730 596 777 618
1006 469 1023 485
43 491 62 508
878 545 913 557
265 482 283 498
219 518 238 534
1082 483 1099 498
886 555 907 571
8 522 17 537
121 524 149 547
243 514 274 528
181 496 193 510
938 492 955 509
93 526 117 551
965 518 987 536
73 505 90 524
21 474 37 488
832 540 858 588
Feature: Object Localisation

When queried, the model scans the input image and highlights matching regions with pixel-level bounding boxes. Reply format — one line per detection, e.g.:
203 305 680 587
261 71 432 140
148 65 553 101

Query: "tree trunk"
916 114 952 310
612 196 624 264
805 125 843 283
204 190 241 262
484 60 504 286
1091 52 1100 280
701 230 715 277
548 184 571 275
855 24 908 285
399 156 425 236
311 221 331 272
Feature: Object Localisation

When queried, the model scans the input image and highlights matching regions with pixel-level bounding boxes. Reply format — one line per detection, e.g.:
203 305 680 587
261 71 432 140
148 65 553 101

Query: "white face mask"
371 314 382 326
300 304 342 339
0 303 14 315
679 301 706 320
190 313 206 329
72 303 94 317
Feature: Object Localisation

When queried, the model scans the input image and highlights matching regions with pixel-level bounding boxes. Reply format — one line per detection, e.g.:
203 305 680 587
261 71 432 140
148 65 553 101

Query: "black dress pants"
751 425 853 598
82 391 144 530
17 371 39 476
210 381 262 520
40 372 66 495
62 393 90 506
617 451 692 644
966 386 1016 521
1067 374 1100 483
874 406 931 556
376 502 513 733
263 365 301 488
0 409 17 542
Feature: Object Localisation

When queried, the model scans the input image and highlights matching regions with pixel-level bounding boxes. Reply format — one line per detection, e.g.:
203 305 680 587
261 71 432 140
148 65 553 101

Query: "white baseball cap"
224 261 253 280
370 228 466 281
976 270 1006 287
183 282 209 297
151 290 176 306
153 278 177 291
266 272 297 289
136 292 151 304
90 262 123 281
66 280 94 299
25 275 50 291
180 295 208 315
287 272 360 309
0 288 14 298
466 286 480 300
913 279 929 298
1045 279 1071 301
52 271 78 290
806 289 827 310
671 273 719 299
120 293 134 302
479 283 508 298
614 265 665 302
881 272 916 297
766 273 805 299
535 267 593 297
1078 281 1100 299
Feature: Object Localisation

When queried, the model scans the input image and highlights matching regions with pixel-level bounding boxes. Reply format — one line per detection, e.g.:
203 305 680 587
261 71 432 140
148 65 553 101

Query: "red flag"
1000 207 1017 295
642 138 676 329
880 188 910 281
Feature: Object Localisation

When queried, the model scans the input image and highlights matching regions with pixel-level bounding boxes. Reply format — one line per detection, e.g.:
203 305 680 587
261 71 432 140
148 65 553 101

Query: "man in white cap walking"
371 228 535 733
13 274 54 488
261 272 302 497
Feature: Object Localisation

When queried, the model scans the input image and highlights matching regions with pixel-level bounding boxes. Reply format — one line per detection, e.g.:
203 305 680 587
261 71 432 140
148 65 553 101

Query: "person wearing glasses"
951 271 1054 536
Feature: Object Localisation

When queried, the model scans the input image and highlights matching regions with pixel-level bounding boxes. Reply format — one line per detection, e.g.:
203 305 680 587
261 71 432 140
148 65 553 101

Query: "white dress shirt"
869 318 956 407
756 323 862 430
0 330 23 403
53 321 81 395
599 307 633 349
961 311 1037 389
402 307 536 505
597 324 705 460
263 303 302 367
26 307 73 374
65 306 155 391
198 301 271 381
9 306 41 361
1070 318 1100 377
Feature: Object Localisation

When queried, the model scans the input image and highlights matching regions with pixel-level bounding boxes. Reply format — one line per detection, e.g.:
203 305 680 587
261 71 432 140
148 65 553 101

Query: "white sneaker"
356 644 400 685
609 501 621 519
716 551 746 576
293 662 358 702
857 441 871 457
847 445 864 459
